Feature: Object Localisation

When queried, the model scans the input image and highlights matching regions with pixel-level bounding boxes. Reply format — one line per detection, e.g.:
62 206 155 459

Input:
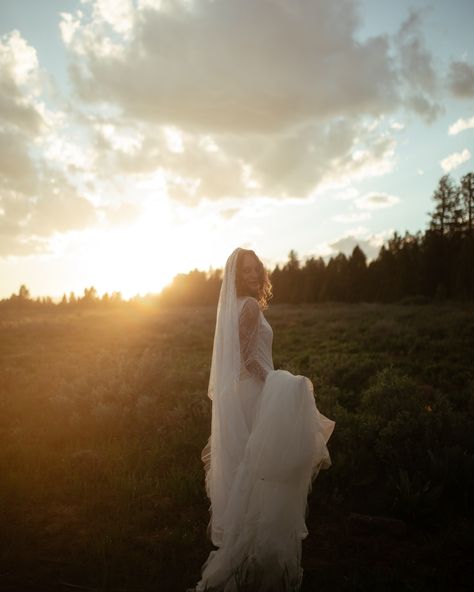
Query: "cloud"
333 187 360 201
91 0 135 36
355 192 401 210
0 31 102 257
395 10 442 123
0 233 48 257
396 10 436 93
98 200 142 225
55 0 408 203
219 207 240 220
25 173 97 236
390 122 405 131
1 1 467 260
449 115 474 136
440 149 471 173
0 171 98 257
64 0 399 133
449 61 474 98
0 128 39 194
0 30 45 134
56 0 457 206
405 94 443 124
83 100 398 204
314 228 393 261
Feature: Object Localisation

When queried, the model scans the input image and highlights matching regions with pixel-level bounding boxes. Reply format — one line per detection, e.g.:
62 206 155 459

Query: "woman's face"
239 253 261 296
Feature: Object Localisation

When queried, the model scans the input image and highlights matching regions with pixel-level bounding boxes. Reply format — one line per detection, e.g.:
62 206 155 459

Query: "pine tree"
461 172 474 238
282 250 302 303
18 284 31 301
429 174 459 236
459 172 474 296
347 245 367 301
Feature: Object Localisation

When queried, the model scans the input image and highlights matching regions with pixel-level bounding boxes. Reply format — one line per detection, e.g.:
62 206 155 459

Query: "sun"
75 206 169 298
81 196 215 299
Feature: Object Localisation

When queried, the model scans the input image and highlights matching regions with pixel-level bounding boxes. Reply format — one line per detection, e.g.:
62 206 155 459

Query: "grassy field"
0 303 473 591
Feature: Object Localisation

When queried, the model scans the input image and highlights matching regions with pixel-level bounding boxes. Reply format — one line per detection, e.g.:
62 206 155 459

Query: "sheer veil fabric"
201 248 250 547
197 247 335 591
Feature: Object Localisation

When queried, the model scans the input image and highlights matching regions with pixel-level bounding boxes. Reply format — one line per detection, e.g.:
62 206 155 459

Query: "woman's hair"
235 249 273 310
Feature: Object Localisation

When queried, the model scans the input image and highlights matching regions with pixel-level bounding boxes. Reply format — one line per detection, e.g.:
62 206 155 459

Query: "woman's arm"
239 297 268 382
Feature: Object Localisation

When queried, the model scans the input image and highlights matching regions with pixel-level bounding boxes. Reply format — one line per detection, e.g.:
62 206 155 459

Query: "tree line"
158 171 474 304
2 172 473 310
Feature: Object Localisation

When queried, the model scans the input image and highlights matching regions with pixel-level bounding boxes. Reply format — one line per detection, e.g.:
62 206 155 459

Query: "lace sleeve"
239 297 268 382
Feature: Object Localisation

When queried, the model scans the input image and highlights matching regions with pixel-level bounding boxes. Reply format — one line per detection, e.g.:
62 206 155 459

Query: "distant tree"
347 245 367 301
300 256 326 302
18 284 31 301
4 170 474 308
206 268 223 305
81 286 98 306
286 250 300 272
157 267 222 306
461 172 474 238
270 265 283 303
429 174 459 236
283 250 302 303
324 253 349 301
458 172 474 296
110 291 123 304
425 175 459 297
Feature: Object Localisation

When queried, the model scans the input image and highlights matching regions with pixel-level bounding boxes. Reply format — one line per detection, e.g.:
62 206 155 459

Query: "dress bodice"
237 296 274 380
256 313 274 373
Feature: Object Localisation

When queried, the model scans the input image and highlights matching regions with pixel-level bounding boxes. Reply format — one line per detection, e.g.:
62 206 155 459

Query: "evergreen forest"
2 172 473 309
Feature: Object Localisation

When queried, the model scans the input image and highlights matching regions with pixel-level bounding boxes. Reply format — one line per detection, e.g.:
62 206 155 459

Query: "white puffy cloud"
449 115 474 136
440 149 471 173
25 173 97 236
314 228 392 261
91 0 135 35
65 0 399 132
390 122 405 131
356 192 400 210
55 0 408 204
0 128 38 194
0 31 103 256
1 1 469 261
0 30 45 134
56 0 456 207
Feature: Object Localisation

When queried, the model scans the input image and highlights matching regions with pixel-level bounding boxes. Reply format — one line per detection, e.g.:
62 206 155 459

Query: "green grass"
0 303 473 591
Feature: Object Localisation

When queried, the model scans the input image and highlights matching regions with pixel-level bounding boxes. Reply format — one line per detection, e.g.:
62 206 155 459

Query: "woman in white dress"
191 247 335 592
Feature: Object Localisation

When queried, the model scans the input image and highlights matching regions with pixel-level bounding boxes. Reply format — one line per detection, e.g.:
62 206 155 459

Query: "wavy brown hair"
235 249 273 310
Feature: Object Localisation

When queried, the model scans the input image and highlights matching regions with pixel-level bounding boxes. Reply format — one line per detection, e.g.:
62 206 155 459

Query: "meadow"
0 303 473 591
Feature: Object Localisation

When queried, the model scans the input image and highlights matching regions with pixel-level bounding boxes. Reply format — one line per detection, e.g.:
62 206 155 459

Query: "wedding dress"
195 248 335 592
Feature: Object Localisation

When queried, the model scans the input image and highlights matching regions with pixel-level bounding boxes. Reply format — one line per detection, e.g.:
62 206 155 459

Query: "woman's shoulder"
237 296 260 314
237 295 259 305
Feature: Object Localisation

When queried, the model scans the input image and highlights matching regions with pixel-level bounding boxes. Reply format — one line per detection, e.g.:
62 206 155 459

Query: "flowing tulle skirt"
196 370 335 592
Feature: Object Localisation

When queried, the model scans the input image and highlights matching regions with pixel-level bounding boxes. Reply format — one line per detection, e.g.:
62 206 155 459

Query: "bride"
191 247 335 592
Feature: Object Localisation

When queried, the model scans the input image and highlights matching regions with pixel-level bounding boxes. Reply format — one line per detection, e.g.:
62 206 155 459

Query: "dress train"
196 369 335 591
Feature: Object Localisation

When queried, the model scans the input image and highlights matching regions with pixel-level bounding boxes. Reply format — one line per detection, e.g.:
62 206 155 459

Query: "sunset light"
1 2 473 591
0 0 473 301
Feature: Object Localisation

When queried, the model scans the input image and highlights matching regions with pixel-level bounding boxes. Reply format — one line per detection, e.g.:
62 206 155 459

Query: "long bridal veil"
202 247 250 547
198 248 335 591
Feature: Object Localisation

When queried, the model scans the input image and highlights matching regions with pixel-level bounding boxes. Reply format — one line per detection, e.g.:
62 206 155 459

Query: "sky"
1 0 473 299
